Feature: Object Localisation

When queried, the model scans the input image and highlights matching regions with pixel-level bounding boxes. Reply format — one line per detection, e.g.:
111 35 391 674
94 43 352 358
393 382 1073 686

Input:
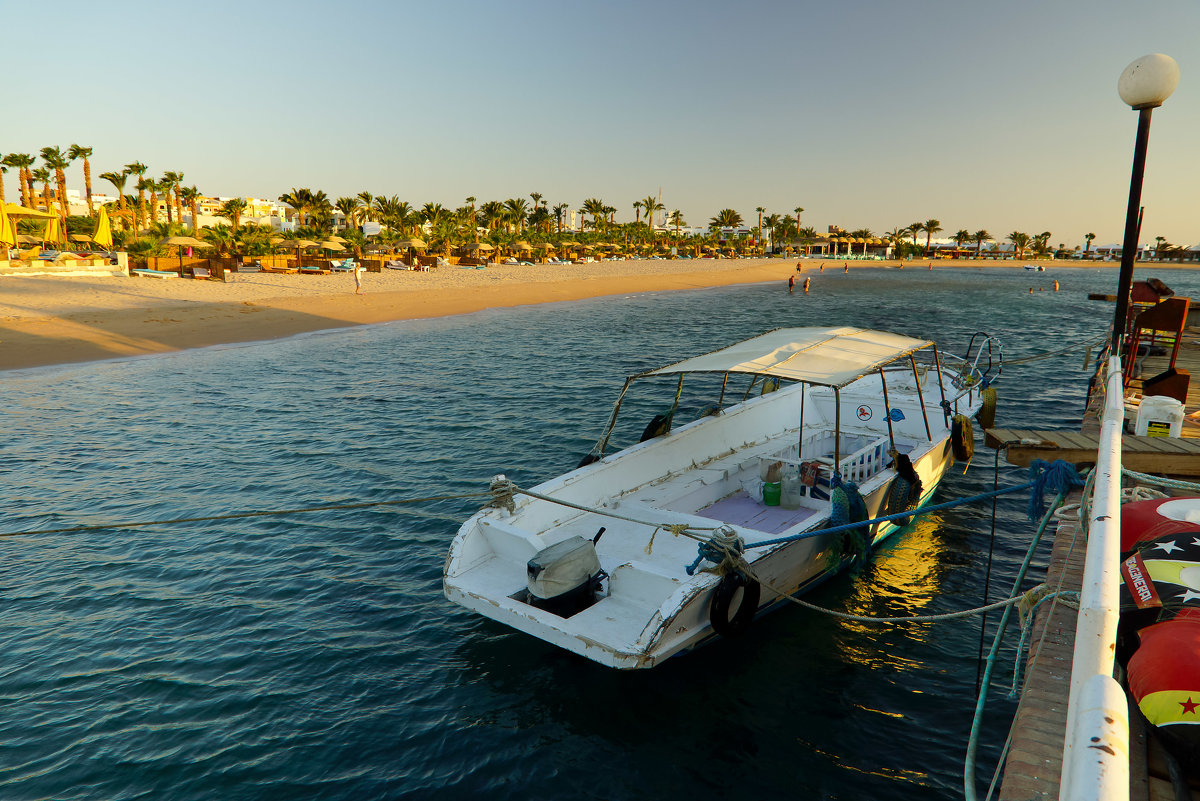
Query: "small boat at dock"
444 327 1000 668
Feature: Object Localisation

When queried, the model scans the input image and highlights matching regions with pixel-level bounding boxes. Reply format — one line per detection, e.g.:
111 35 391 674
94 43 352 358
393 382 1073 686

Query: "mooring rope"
0 490 494 539
1121 467 1200 493
1002 332 1107 366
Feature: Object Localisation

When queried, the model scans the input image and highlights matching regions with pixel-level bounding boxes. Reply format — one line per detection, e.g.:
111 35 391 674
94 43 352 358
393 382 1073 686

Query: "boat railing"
1059 353 1127 801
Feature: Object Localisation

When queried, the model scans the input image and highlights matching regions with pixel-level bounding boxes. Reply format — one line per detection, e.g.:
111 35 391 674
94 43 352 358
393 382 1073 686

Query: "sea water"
1 266 1197 800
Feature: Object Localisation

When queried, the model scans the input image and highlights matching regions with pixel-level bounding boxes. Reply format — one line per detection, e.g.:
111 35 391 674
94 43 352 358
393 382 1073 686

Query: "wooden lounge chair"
299 264 331 275
261 263 298 274
329 258 356 272
189 266 212 279
132 268 179 279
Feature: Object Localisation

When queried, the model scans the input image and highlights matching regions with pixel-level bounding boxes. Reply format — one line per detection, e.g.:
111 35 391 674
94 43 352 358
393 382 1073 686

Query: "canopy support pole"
879 370 897 455
910 355 933 441
834 388 842 470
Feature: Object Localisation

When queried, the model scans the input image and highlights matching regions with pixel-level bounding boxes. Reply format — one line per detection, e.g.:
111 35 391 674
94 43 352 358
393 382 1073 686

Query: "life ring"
709 570 760 638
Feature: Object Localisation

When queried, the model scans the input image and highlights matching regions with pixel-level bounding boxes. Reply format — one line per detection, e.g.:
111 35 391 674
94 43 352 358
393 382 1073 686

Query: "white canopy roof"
643 327 931 388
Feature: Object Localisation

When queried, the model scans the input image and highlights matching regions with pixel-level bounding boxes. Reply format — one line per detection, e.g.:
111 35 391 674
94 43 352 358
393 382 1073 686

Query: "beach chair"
384 260 410 270
239 261 262 273
189 266 212 279
299 263 331 275
330 258 356 272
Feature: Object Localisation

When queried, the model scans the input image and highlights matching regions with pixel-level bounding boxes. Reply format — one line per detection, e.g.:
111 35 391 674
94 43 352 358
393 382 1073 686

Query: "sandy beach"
0 257 1088 371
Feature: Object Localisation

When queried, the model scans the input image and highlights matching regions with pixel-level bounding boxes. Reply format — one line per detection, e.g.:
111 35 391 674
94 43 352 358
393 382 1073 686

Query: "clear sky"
3 0 1198 247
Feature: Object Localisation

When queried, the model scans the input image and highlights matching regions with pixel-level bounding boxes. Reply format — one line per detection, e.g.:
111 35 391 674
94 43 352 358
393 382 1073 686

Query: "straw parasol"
513 242 533 252
69 234 93 243
161 235 214 270
395 238 427 249
318 239 346 252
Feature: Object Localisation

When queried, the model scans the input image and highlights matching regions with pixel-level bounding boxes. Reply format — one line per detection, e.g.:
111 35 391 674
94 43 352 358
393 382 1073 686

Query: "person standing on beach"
353 261 364 294
788 275 795 294
796 262 803 273
803 277 810 293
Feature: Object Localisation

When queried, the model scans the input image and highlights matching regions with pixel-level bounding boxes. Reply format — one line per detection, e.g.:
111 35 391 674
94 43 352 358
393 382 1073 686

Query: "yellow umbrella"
92 205 113 249
2 203 56 220
0 207 15 248
42 216 65 246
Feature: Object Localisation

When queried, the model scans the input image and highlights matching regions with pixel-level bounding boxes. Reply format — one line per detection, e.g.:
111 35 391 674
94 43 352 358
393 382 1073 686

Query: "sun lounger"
261 263 298 274
238 261 262 273
299 264 331 275
330 258 356 272
132 268 179 279
189 266 212 279
385 260 418 271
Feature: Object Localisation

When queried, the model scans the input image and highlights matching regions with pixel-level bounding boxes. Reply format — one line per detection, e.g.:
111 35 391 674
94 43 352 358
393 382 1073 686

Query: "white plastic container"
1135 395 1184 438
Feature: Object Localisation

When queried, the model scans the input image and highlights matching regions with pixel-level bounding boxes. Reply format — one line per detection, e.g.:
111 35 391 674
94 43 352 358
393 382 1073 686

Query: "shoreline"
0 257 1157 371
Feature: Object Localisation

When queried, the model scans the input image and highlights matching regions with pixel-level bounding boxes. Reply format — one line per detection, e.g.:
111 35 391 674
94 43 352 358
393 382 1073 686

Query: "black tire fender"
709 570 761 638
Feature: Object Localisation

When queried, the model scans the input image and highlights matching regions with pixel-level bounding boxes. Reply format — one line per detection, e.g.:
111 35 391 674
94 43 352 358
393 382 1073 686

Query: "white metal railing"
1060 355 1129 800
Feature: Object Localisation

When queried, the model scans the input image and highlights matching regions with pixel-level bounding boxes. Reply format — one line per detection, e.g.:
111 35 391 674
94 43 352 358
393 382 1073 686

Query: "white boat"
1024 264 1046 271
444 327 1000 669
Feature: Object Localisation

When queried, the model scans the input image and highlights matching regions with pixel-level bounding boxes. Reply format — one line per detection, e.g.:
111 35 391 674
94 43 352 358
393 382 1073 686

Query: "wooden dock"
994 287 1200 800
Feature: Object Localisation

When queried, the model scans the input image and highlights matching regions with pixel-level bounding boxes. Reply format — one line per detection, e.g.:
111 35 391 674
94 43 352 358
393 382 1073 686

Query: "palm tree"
755 206 765 239
669 210 685 237
922 218 942 255
581 198 607 230
3 153 35 208
551 203 567 233
973 230 992 258
503 197 528 232
335 196 360 230
145 179 163 226
219 198 247 231
529 192 542 213
910 222 924 247
953 229 971 249
125 162 148 229
1007 231 1030 259
32 167 53 213
279 188 312 228
632 200 643 225
794 207 804 228
641 194 663 230
1084 232 1096 255
710 209 743 229
163 171 184 224
180 185 200 232
100 171 130 230
465 196 477 240
159 173 177 223
67 145 95 216
40 146 70 223
764 213 781 252
0 163 6 207
356 191 375 222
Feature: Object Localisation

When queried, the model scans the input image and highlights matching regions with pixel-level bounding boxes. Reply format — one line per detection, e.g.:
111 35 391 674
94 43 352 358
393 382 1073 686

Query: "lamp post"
1110 53 1180 355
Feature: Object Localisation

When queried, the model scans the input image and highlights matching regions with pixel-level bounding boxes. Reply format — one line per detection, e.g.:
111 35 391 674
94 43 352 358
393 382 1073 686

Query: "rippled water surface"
3 266 1198 800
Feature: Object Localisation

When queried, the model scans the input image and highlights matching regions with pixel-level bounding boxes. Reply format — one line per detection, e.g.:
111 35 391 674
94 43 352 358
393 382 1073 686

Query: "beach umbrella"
42 215 65 246
69 234 93 243
534 243 554 249
16 234 39 245
318 239 346 252
92 205 113 249
161 235 214 270
2 202 56 219
0 207 15 248
514 242 533 251
328 235 347 244
396 238 427 249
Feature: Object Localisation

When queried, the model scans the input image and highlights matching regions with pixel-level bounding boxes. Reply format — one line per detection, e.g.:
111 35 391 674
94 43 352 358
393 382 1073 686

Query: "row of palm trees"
2 146 1107 261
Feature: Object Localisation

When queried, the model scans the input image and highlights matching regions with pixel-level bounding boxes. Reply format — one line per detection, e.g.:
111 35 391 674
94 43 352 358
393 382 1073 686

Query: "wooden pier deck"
994 288 1200 800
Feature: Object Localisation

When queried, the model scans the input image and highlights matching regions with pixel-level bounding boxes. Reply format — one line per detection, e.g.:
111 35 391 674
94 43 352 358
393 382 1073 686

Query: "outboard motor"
526 536 606 617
